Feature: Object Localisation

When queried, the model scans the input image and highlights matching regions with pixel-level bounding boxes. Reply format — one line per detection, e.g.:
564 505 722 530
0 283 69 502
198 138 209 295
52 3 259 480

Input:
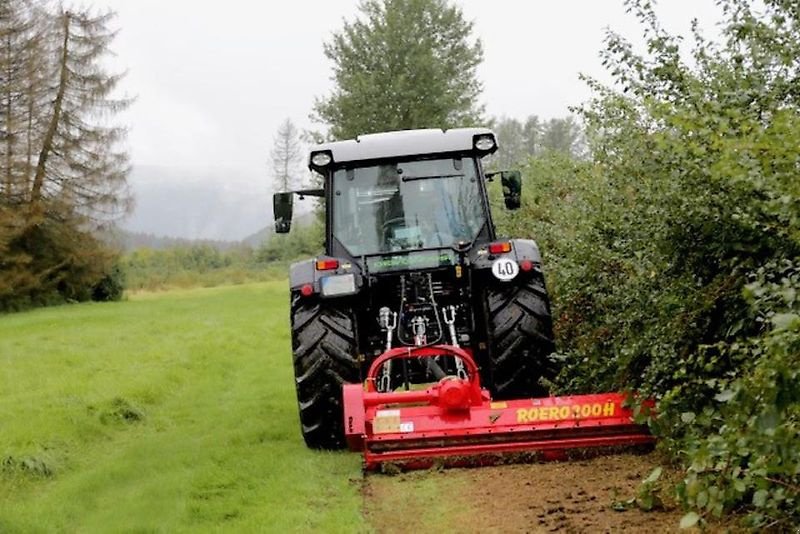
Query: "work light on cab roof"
310 150 333 170
473 133 496 152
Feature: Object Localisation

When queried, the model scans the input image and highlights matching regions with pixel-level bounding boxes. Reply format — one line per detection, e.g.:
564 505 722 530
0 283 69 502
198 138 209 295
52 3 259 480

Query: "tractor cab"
331 156 487 256
273 128 521 264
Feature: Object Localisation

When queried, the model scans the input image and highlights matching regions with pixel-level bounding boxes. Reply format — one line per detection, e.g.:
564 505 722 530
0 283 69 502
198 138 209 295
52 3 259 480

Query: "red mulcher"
343 345 655 471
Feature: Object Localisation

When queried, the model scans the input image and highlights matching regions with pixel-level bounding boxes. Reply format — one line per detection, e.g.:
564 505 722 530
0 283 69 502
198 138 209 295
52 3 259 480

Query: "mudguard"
289 259 316 292
289 257 363 297
470 238 544 272
509 238 543 265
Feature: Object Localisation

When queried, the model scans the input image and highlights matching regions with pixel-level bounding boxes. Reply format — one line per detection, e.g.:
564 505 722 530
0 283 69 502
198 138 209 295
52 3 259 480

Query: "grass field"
1 282 684 533
0 282 364 533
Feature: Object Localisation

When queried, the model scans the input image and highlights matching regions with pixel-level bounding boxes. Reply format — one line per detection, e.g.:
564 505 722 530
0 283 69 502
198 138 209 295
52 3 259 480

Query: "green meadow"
0 283 364 533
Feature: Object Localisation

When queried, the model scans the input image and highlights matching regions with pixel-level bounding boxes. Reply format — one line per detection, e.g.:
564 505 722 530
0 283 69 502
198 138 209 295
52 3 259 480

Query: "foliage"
121 223 323 292
493 0 800 527
313 0 484 139
663 261 800 529
1 217 119 310
91 262 125 302
270 117 302 192
123 244 257 291
253 221 323 263
0 1 130 311
488 115 585 169
113 229 244 252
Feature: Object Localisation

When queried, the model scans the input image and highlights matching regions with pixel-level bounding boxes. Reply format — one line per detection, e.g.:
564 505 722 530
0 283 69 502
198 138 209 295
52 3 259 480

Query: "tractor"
274 128 561 450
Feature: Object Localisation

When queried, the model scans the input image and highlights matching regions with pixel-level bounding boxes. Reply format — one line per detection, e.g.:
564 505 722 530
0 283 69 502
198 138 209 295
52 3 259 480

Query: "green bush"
92 263 125 302
120 224 323 292
254 223 323 264
492 0 800 527
0 215 123 311
662 261 800 528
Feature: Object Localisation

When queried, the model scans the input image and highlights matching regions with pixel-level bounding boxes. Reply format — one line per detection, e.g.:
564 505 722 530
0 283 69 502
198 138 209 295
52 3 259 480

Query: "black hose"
426 358 447 380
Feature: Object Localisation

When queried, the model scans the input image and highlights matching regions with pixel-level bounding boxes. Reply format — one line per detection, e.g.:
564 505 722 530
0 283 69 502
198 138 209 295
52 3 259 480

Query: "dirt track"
364 453 688 533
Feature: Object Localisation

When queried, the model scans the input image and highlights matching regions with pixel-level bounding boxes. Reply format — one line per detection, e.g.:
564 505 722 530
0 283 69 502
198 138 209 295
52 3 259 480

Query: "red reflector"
488 242 512 254
300 284 314 297
520 260 533 272
316 259 339 271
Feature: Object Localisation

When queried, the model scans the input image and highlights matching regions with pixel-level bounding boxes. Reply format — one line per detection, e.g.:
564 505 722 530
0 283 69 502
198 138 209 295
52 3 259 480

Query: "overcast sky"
94 0 723 181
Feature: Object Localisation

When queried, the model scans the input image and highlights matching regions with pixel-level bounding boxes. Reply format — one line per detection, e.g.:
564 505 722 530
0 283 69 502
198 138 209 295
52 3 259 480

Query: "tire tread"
486 275 558 399
291 294 359 449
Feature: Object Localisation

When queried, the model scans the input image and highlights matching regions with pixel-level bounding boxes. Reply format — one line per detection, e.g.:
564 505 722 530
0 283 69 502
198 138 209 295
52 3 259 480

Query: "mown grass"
0 282 364 533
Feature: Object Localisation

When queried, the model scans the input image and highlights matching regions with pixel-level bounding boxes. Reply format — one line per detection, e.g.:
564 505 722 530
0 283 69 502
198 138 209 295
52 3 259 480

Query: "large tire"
291 294 359 449
486 274 558 399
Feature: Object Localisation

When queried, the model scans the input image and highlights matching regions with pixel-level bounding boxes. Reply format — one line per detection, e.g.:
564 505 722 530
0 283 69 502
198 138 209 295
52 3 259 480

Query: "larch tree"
0 0 48 303
0 0 44 203
270 118 301 192
313 0 484 140
30 7 131 227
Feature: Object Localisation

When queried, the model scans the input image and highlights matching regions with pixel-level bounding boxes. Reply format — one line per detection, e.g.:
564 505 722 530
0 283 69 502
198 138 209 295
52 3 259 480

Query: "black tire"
291 294 359 449
486 274 558 399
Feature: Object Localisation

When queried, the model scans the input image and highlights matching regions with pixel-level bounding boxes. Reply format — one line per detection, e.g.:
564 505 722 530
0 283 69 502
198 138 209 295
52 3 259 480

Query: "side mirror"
501 170 522 210
273 192 293 233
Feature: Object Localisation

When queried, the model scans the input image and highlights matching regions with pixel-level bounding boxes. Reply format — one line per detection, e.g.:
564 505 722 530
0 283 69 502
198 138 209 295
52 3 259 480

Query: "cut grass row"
0 282 363 532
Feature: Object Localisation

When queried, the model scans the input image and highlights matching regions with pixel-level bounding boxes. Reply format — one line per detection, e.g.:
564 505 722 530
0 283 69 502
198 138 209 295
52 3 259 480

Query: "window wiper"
401 173 465 182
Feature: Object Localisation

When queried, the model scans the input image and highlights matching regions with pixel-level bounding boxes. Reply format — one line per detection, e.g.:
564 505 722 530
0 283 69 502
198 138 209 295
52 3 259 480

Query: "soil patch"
364 453 688 533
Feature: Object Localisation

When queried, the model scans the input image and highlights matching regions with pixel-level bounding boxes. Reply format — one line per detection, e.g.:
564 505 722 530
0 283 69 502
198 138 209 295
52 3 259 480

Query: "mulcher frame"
343 346 655 471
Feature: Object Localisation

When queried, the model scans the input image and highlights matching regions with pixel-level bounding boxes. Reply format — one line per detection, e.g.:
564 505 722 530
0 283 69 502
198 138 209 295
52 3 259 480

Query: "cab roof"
309 127 496 168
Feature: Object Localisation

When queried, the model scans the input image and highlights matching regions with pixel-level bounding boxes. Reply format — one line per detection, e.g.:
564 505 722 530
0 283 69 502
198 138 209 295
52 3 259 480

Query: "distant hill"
106 229 245 252
121 165 272 241
241 227 271 248
241 211 319 247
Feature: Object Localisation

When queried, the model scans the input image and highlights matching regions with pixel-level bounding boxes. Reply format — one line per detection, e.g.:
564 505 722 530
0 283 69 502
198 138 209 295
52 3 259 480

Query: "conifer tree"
30 7 131 227
0 0 43 203
270 118 301 192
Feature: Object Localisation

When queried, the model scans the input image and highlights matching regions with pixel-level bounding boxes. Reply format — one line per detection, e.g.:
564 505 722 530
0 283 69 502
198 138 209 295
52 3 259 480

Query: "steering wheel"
381 217 410 250
382 217 406 234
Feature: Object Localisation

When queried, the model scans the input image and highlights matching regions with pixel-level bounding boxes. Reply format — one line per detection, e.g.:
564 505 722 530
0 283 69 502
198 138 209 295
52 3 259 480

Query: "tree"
313 0 484 140
30 7 131 226
540 116 583 155
270 118 301 192
0 3 131 310
489 116 526 169
0 0 47 305
0 0 45 203
488 114 584 169
521 115 541 157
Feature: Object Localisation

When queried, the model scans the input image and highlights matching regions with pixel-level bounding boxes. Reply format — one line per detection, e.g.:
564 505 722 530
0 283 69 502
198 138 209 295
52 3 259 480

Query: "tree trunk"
29 12 69 215
4 33 14 198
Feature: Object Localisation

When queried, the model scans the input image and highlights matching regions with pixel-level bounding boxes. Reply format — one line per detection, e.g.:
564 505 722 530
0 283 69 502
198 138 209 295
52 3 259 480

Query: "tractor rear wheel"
291 294 359 449
486 274 558 399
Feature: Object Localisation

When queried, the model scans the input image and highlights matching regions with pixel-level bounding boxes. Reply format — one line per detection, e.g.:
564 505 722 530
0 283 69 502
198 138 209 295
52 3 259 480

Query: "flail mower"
274 128 654 471
343 345 654 470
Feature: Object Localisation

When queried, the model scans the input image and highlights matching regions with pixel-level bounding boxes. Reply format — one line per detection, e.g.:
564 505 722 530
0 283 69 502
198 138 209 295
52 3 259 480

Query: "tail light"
316 259 339 271
488 242 512 255
300 284 314 297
